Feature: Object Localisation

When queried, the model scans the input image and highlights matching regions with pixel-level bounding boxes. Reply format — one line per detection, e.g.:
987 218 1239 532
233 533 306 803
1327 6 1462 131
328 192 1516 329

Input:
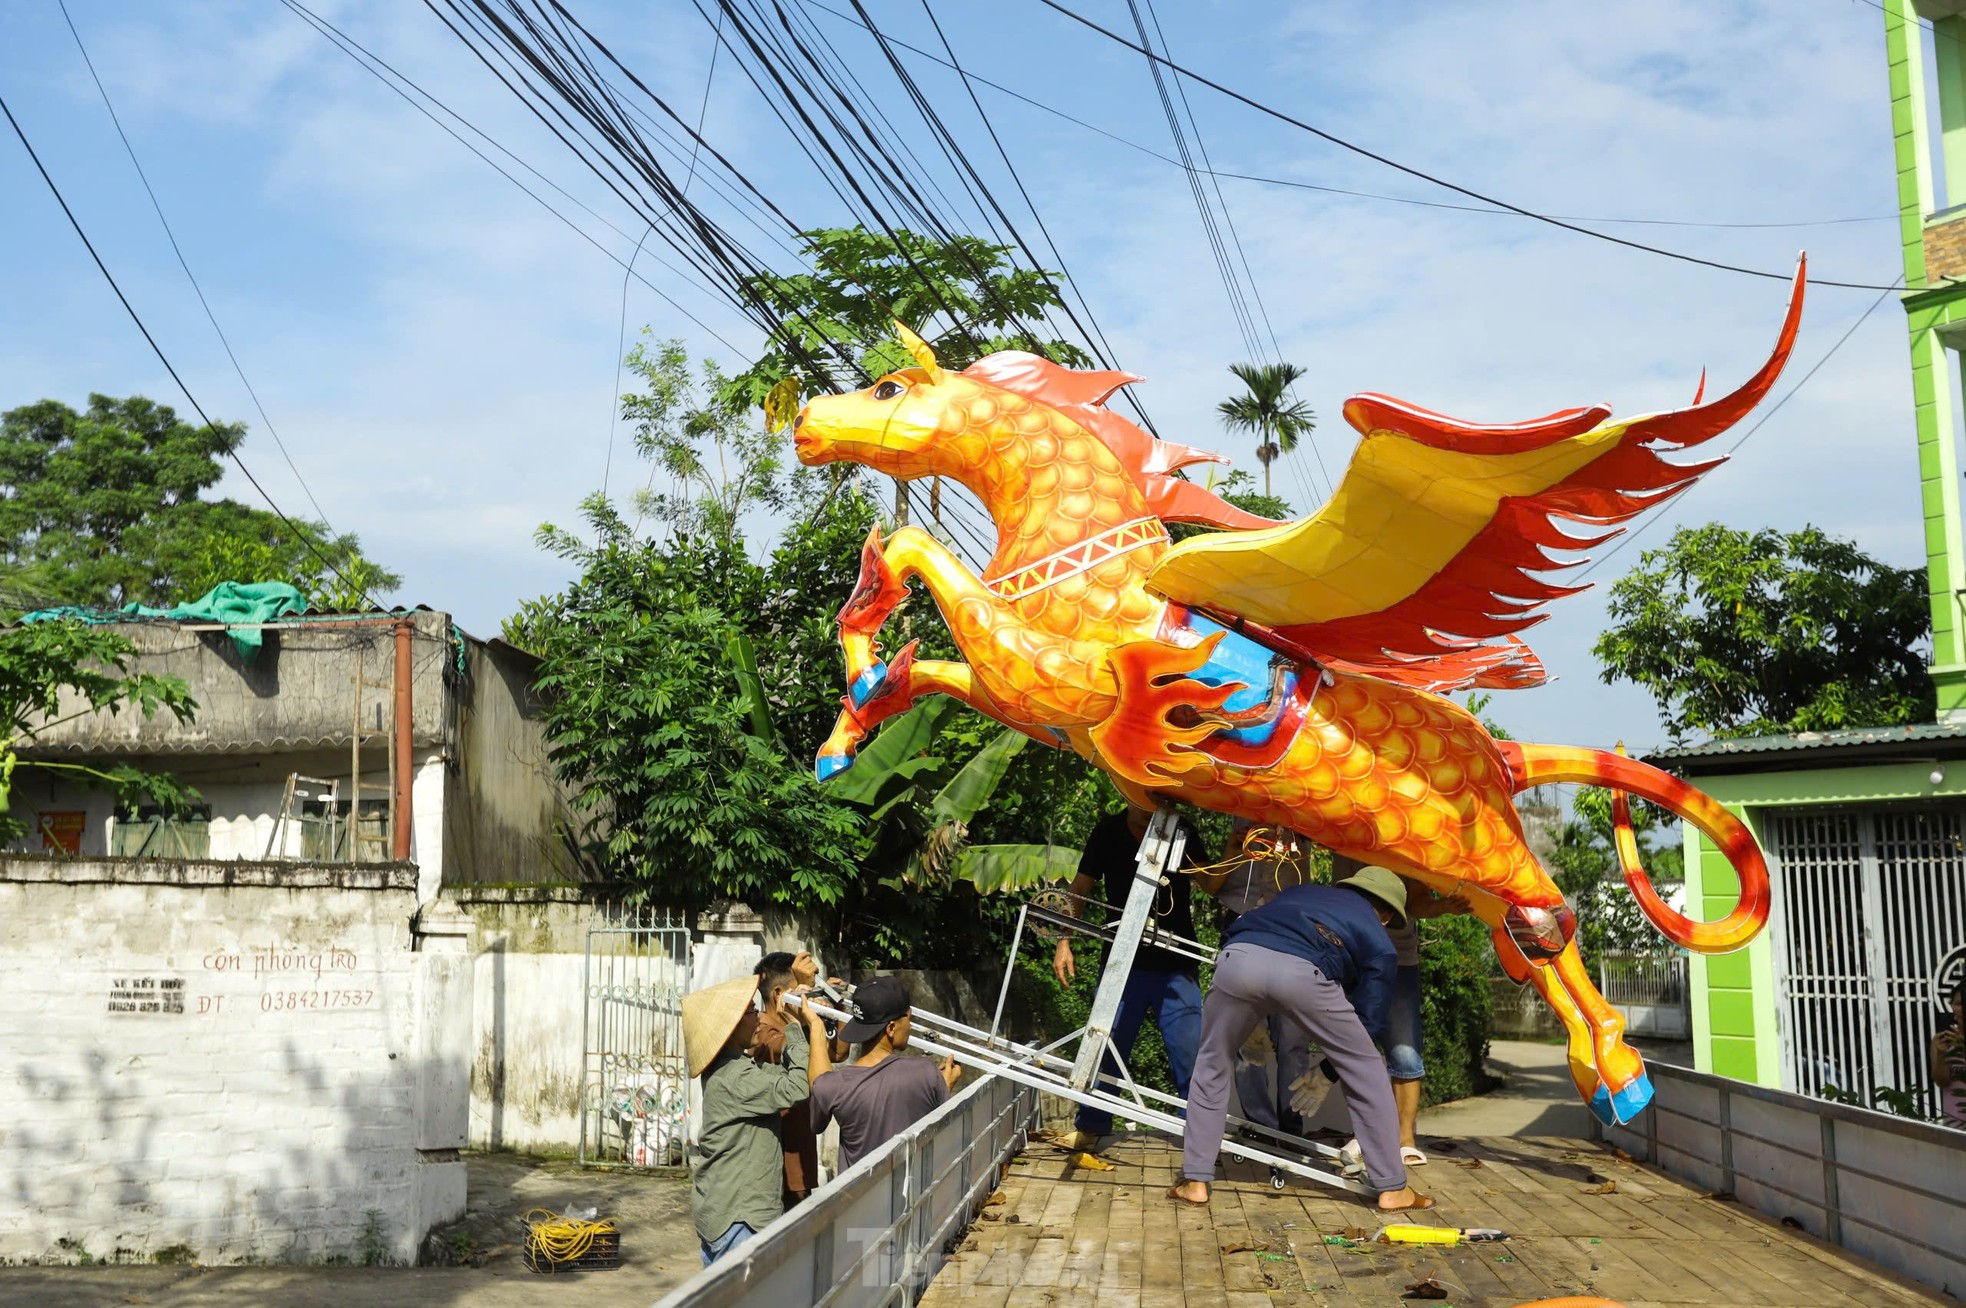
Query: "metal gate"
579 906 692 1168
1764 802 1966 1114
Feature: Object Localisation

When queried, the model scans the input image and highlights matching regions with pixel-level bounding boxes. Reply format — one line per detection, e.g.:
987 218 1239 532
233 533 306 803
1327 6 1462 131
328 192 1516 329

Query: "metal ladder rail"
1068 809 1187 1091
902 1001 1351 1167
973 828 1354 1172
795 993 1365 1195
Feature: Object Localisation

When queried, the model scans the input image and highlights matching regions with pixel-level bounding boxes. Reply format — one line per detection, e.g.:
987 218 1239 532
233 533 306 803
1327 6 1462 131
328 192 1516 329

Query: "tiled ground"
921 1132 1945 1308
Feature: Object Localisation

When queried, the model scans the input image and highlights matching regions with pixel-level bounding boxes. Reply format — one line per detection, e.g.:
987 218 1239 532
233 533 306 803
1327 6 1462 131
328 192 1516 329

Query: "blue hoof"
848 662 887 710
1588 1070 1655 1126
816 752 856 782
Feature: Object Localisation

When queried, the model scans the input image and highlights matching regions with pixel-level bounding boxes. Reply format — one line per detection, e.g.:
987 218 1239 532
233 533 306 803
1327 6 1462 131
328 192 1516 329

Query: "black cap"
840 975 911 1043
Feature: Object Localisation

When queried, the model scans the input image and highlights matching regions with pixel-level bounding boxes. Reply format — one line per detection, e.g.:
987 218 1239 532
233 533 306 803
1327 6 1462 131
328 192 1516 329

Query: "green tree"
0 395 399 610
0 621 200 844
1594 523 1932 742
1216 362 1317 499
623 338 794 548
725 226 1094 408
725 226 1095 526
522 495 862 909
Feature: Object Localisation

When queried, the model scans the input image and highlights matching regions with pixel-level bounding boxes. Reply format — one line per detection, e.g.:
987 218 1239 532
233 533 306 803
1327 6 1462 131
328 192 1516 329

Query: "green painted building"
1652 0 1966 1110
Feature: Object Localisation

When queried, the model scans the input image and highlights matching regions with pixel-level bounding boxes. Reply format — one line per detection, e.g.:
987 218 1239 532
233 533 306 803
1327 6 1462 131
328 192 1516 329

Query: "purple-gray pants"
1182 942 1406 1193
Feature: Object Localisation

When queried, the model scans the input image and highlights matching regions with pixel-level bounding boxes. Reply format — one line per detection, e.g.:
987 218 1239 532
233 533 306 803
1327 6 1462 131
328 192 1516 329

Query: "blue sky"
0 0 1918 755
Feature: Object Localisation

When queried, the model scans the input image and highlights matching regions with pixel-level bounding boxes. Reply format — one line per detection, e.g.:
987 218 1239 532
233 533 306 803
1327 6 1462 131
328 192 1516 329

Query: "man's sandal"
1378 1192 1436 1212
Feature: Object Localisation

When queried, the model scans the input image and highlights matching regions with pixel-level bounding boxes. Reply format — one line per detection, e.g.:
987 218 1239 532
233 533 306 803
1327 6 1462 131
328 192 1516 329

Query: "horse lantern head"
791 322 983 483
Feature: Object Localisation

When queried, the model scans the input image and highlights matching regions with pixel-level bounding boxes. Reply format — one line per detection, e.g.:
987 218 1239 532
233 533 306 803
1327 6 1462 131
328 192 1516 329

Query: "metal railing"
1596 948 1689 1039
655 1071 1039 1308
1593 1059 1966 1296
579 906 691 1168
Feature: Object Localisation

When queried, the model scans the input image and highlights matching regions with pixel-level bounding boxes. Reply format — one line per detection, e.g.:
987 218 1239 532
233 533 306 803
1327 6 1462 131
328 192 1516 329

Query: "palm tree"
1217 362 1317 498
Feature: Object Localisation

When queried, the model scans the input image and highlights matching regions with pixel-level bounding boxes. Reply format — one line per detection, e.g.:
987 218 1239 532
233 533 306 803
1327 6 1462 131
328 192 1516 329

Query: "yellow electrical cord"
524 1208 618 1265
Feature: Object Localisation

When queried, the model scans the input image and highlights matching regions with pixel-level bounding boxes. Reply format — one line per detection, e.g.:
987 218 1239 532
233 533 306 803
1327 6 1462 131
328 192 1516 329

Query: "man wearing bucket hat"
684 973 832 1265
1168 866 1433 1213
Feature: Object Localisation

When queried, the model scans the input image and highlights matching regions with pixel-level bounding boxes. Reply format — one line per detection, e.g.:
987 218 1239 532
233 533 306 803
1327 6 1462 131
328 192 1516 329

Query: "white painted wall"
0 864 468 1266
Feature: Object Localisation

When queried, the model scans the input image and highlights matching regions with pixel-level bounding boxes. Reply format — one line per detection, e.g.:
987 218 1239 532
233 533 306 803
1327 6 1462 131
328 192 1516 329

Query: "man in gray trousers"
1167 866 1433 1212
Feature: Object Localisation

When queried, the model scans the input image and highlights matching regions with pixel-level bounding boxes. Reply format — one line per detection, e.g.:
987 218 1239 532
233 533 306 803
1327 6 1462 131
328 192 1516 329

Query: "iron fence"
579 905 691 1169
1763 802 1966 1117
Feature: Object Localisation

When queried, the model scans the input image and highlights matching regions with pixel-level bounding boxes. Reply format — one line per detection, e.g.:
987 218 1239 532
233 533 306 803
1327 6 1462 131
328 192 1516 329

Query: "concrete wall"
0 858 470 1266
442 639 585 887
455 890 593 1154
18 614 453 756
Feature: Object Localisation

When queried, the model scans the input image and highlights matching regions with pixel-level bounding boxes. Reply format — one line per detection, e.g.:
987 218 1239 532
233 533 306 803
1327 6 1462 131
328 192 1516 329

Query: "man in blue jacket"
1167 865 1432 1213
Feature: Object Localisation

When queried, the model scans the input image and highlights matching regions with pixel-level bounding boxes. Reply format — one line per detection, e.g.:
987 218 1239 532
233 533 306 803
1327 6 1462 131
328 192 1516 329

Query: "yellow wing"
1146 264 1804 682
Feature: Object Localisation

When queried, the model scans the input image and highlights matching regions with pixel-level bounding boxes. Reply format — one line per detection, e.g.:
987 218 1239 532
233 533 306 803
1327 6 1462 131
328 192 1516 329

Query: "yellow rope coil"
524 1208 618 1264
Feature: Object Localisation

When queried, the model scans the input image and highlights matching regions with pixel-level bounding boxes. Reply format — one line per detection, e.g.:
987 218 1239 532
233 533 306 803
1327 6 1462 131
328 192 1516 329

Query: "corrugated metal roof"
17 731 425 757
1648 720 1966 763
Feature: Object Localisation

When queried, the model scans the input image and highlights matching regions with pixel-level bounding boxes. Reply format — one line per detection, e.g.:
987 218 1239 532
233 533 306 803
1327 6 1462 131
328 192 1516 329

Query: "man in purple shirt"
809 976 962 1171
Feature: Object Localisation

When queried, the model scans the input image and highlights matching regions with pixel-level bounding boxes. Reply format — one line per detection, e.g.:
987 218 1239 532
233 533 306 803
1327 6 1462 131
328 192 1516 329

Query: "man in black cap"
808 975 962 1172
1167 866 1433 1213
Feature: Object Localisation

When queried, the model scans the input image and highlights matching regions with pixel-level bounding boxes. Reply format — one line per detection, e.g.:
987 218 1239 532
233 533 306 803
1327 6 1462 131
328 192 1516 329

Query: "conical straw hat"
683 975 759 1078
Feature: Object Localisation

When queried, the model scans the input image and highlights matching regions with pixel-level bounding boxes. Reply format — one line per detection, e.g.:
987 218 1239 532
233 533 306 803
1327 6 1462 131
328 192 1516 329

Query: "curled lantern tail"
1498 742 1771 954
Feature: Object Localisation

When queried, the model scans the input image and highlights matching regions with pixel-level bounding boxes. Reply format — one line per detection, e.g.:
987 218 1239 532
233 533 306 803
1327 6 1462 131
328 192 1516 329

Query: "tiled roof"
1647 720 1966 764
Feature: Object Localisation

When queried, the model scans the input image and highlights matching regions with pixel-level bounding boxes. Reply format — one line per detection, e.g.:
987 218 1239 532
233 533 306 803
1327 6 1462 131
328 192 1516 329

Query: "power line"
1029 0 1900 290
1570 275 1903 585
1213 168 1893 229
278 0 752 353
916 0 1145 405
57 0 335 528
601 224 651 497
797 0 1891 233
1 92 379 608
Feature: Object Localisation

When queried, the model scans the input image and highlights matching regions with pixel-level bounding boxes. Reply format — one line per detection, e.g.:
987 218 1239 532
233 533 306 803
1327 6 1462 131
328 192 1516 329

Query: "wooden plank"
1175 1198 1229 1308
1138 1170 1185 1308
1095 1181 1146 1307
1057 1180 1114 1293
1562 1234 1694 1304
1505 1232 1613 1301
1460 1233 1561 1304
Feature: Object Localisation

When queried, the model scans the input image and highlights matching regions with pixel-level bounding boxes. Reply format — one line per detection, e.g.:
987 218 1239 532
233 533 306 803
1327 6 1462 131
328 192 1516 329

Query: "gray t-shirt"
809 1054 949 1171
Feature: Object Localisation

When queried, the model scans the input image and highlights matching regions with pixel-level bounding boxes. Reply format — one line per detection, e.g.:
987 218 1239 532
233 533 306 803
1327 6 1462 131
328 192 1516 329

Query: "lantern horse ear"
894 320 945 384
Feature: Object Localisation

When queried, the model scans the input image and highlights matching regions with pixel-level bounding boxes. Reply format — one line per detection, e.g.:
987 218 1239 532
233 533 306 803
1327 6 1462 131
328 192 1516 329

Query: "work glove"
1287 1060 1339 1119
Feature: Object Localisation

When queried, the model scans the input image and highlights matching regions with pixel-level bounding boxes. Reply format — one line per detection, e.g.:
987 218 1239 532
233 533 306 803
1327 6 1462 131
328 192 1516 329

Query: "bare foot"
1377 1186 1435 1211
1167 1179 1210 1207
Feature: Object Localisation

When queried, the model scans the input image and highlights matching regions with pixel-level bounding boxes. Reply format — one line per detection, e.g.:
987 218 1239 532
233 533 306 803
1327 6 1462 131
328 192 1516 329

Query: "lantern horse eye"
872 379 905 401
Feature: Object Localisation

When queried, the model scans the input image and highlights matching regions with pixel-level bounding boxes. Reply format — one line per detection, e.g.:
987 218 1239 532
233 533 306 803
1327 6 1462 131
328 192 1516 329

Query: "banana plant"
728 641 1075 893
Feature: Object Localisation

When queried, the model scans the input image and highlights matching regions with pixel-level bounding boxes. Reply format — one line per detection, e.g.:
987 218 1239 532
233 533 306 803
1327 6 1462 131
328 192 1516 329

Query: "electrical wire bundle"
411 0 1155 564
523 1207 620 1272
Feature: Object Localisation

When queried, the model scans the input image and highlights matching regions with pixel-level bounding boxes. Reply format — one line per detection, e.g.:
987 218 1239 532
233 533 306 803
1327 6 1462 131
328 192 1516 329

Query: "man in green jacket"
683 974 832 1265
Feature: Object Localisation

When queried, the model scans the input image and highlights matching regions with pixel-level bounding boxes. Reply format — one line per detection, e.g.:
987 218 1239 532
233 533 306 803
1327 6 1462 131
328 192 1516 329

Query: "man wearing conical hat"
683 973 831 1265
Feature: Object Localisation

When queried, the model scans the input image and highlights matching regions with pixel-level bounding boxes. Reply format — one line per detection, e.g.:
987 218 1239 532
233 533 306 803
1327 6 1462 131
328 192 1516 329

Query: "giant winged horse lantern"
788 263 1802 1124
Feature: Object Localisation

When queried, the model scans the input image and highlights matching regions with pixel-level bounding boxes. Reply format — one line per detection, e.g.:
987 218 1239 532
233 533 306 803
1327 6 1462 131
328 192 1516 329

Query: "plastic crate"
523 1226 621 1274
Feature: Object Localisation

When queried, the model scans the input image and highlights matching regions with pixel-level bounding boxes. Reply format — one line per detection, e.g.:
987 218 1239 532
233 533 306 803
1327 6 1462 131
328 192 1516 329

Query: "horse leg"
1515 950 1603 1109
817 649 989 777
836 526 911 692
1549 943 1652 1124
